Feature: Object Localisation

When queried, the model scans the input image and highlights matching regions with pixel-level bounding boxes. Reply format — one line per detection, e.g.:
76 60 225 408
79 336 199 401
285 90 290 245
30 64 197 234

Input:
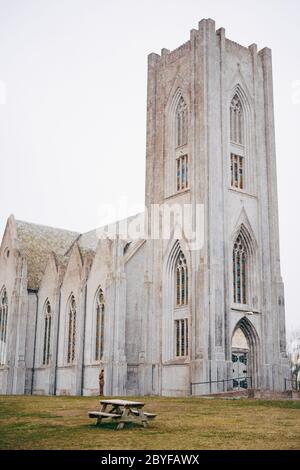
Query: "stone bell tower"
142 18 289 395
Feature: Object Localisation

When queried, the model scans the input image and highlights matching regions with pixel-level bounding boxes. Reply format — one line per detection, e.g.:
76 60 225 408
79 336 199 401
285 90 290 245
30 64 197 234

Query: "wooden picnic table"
88 399 156 430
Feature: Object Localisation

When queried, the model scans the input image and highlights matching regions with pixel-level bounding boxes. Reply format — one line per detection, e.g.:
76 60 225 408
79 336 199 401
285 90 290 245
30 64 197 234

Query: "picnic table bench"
88 399 156 430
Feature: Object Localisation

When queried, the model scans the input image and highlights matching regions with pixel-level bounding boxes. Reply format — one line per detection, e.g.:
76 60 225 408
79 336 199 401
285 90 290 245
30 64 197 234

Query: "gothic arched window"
175 96 188 192
42 300 51 366
176 96 187 147
175 251 188 357
95 287 105 362
233 234 247 304
230 93 245 190
0 288 8 366
230 94 244 145
176 251 188 306
67 295 76 364
165 90 189 197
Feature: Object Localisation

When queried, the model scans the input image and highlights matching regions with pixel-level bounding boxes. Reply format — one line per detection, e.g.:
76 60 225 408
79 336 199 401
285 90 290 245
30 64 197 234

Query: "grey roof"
15 220 79 290
77 229 99 257
14 212 145 290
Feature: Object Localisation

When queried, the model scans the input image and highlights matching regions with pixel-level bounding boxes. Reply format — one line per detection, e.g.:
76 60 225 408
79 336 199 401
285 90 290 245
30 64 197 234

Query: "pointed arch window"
174 251 188 358
233 234 247 304
95 287 105 362
175 96 188 193
176 251 188 306
67 295 76 364
165 90 190 198
163 243 190 362
176 96 187 148
230 93 246 191
0 288 8 366
42 300 52 365
230 94 244 145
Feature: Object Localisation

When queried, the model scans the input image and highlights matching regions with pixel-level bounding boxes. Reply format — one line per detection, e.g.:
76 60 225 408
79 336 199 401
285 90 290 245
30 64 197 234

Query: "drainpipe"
30 290 39 395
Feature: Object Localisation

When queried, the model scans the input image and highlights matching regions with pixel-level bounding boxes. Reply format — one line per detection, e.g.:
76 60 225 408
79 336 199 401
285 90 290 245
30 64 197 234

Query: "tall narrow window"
0 288 8 366
42 300 52 365
175 95 188 193
230 94 244 145
176 155 188 191
67 295 76 364
95 287 105 362
176 96 187 147
174 251 188 358
175 319 188 357
230 93 245 191
165 90 189 198
233 235 247 304
176 251 188 306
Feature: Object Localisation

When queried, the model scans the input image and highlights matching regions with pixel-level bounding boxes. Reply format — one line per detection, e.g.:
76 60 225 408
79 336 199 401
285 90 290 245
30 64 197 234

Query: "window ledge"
228 187 256 198
230 141 245 151
231 305 260 315
175 144 188 151
163 358 190 366
59 364 77 369
165 188 190 201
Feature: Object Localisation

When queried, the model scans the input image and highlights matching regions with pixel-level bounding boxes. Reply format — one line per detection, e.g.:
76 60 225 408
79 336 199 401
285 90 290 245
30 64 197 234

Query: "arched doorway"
231 317 260 390
232 328 249 389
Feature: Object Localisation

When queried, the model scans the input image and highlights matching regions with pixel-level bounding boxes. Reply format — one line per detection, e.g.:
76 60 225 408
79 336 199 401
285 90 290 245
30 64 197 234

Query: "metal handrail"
190 376 252 395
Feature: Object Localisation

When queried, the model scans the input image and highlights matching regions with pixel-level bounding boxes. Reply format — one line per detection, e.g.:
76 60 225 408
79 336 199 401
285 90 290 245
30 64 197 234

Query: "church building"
0 19 289 396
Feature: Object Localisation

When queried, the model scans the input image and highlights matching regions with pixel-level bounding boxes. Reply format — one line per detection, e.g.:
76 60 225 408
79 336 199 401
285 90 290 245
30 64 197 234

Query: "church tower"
143 18 289 395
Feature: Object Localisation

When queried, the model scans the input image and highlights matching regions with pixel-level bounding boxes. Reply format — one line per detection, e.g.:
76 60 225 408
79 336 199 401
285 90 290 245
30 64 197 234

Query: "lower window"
176 155 188 191
175 318 188 357
230 153 244 190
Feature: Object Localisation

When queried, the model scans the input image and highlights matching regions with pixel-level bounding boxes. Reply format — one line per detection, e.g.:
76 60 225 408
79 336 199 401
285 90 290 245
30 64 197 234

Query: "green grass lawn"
0 395 299 450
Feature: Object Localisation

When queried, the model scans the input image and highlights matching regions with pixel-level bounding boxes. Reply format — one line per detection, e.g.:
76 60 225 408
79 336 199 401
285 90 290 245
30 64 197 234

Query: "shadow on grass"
86 422 147 431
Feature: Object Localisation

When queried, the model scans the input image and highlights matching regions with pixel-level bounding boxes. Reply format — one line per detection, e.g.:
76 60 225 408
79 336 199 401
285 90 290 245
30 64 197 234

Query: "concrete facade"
0 19 289 397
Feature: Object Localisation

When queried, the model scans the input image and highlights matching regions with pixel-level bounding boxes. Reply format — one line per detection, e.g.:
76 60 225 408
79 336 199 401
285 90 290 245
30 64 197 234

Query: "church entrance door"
232 351 248 389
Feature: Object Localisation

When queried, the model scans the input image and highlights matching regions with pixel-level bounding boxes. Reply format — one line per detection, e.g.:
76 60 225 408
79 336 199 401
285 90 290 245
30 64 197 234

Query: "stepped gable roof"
15 219 79 290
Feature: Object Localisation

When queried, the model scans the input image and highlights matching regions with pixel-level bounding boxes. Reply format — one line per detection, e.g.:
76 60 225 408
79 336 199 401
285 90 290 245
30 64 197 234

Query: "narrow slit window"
95 288 105 362
67 295 76 364
42 300 51 365
0 288 8 366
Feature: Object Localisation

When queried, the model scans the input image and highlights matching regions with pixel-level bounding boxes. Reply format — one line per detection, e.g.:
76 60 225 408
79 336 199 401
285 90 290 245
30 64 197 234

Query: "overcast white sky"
0 0 299 331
